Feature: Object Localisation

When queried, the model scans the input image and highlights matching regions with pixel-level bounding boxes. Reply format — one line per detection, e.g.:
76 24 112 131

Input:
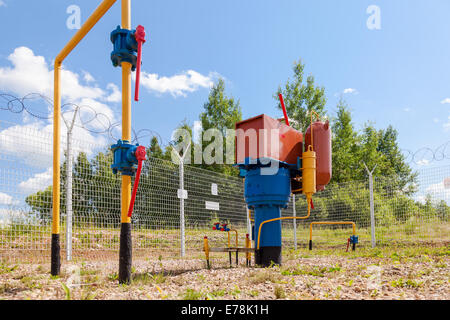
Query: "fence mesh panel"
0 120 449 263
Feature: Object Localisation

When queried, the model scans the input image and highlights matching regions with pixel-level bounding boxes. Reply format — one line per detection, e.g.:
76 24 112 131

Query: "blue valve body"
111 26 138 71
111 140 140 176
349 235 359 244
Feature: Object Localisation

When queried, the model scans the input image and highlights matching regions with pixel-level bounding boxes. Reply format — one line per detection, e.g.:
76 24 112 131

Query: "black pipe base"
51 234 61 276
119 223 132 284
352 243 356 251
309 240 313 251
255 246 281 267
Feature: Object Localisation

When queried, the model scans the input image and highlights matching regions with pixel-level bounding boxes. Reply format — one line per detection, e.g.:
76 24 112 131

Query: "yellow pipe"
121 0 132 224
248 210 254 222
309 221 356 241
52 0 118 234
227 229 238 247
55 0 118 66
256 198 312 250
203 236 210 260
245 234 251 262
52 66 61 234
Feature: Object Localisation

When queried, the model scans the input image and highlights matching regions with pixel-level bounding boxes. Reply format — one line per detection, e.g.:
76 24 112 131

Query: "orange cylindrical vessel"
305 121 332 191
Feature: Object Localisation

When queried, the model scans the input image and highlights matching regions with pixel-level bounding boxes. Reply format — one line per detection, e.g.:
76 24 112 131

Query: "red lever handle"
278 93 290 127
128 146 147 218
134 25 146 102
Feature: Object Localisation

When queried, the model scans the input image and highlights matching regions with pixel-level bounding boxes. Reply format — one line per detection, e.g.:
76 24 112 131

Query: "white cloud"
0 120 108 169
105 83 121 103
0 1 6 8
425 180 450 204
0 192 18 205
0 46 114 106
18 168 52 195
444 116 450 131
0 47 52 96
139 70 217 97
342 88 358 95
403 107 411 112
440 98 450 104
416 159 430 166
0 122 53 167
82 71 95 83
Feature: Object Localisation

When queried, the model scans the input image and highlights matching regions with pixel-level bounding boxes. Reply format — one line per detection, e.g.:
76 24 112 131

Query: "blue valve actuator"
111 140 141 176
111 26 138 71
349 235 359 244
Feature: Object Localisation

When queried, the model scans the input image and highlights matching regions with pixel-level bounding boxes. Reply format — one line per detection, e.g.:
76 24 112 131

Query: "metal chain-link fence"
0 120 449 263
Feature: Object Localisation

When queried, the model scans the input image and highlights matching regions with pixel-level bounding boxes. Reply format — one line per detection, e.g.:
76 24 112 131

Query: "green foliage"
61 283 71 300
182 288 204 300
198 78 242 175
274 59 327 132
274 285 286 299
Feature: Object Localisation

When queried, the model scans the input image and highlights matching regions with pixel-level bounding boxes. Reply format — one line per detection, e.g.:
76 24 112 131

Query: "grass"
280 264 342 277
132 272 166 285
390 278 423 288
182 288 204 300
0 262 18 274
274 285 286 299
249 270 282 284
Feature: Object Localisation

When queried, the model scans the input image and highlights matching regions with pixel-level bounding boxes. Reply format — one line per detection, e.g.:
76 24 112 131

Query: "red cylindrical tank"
305 121 332 191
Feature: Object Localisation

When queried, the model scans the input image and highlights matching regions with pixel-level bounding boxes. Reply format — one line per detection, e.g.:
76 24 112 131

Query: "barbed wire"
401 141 450 165
0 92 170 149
3 93 449 164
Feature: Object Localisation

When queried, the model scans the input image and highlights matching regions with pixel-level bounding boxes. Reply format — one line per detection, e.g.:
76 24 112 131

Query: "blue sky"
0 0 449 168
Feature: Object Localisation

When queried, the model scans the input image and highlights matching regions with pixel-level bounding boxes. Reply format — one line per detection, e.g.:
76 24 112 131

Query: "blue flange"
349 235 359 244
110 26 138 71
111 140 140 176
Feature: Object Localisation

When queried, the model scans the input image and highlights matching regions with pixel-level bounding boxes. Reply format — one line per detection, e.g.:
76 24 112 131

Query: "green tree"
330 98 360 183
198 78 242 175
377 125 417 194
274 59 327 132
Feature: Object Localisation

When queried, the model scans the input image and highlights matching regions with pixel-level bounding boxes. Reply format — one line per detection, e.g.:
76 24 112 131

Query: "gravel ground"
1 244 449 300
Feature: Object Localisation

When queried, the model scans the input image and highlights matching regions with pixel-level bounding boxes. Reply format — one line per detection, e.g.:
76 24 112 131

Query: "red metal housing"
235 114 303 165
305 121 332 191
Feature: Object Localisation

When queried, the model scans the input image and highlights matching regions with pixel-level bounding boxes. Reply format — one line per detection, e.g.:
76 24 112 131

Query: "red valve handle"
134 25 146 102
278 93 290 127
128 146 147 218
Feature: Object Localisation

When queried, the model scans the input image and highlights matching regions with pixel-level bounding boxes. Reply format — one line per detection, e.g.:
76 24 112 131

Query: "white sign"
205 201 220 211
211 183 218 196
177 189 188 199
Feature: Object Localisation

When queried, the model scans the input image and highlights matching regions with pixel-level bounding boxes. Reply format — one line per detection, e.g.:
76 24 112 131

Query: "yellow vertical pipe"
121 0 132 224
52 65 61 234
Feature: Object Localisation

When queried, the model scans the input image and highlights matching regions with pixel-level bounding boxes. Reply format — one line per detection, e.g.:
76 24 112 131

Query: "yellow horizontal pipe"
309 221 356 241
256 198 311 250
55 0 118 66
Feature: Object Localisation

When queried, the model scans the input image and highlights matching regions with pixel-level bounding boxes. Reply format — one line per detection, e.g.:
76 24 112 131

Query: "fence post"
364 163 377 248
179 159 185 258
63 107 78 262
292 194 297 250
173 142 191 258
65 130 73 261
